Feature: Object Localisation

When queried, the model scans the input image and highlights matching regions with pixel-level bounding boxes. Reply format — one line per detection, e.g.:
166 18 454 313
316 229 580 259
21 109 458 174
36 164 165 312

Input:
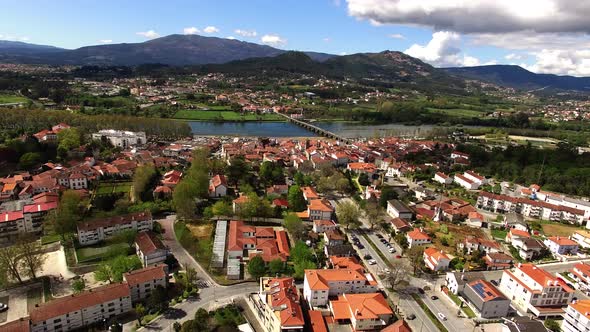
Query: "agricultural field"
174 109 284 121
0 94 29 104
541 223 581 237
425 107 488 118
95 181 132 196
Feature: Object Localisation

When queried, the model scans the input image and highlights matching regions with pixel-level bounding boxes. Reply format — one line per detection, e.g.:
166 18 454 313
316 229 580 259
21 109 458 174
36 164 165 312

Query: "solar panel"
472 282 487 298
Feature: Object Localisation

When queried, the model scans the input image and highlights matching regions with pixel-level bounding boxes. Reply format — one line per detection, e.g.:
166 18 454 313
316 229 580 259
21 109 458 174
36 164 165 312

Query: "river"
189 121 446 138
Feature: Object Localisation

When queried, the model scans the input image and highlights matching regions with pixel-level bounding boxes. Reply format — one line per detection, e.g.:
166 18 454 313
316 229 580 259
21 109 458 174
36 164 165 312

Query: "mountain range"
1 34 589 91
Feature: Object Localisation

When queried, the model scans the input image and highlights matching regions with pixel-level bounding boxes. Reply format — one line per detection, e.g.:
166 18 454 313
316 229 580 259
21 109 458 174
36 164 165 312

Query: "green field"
75 242 130 262
174 109 284 121
0 94 28 104
95 182 132 195
426 107 487 118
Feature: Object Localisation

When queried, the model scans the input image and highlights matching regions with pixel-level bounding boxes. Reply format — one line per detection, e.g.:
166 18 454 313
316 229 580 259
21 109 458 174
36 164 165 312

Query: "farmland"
174 109 284 121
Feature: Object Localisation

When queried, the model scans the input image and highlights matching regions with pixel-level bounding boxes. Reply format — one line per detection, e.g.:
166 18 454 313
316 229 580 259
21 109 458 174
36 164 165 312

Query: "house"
498 263 574 317
301 186 320 202
123 264 168 302
451 151 470 160
484 252 513 270
386 200 413 220
329 293 393 331
29 283 133 332
252 277 304 332
466 212 484 228
505 228 531 245
454 174 480 190
324 244 355 258
563 300 590 332
135 231 169 267
423 247 451 271
324 229 345 247
501 317 548 332
33 129 58 143
209 174 228 198
390 217 411 233
381 320 412 332
463 279 511 318
232 194 250 214
414 187 434 201
464 171 487 185
308 199 333 221
433 172 452 185
445 271 488 295
329 256 364 273
543 236 579 256
312 220 337 233
303 269 379 307
459 237 501 255
77 211 153 246
517 238 546 261
308 310 327 332
570 263 590 293
572 230 590 249
226 220 290 263
161 170 182 188
406 228 431 248
504 212 528 231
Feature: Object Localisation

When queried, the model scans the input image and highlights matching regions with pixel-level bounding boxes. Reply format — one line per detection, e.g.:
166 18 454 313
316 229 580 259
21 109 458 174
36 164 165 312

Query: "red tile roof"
330 293 393 321
308 310 327 332
135 231 167 255
123 264 167 286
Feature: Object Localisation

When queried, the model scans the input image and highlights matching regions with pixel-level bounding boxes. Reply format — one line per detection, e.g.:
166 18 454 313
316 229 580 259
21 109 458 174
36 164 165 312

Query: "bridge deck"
274 112 350 143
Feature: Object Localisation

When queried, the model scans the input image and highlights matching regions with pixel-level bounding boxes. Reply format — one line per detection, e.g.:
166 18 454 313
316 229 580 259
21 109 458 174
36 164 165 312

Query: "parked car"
407 314 416 320
376 234 383 239
395 255 402 259
388 248 396 253
364 254 373 259
418 288 425 294
431 295 438 300
438 313 447 321
368 259 377 265
0 303 7 312
357 244 365 249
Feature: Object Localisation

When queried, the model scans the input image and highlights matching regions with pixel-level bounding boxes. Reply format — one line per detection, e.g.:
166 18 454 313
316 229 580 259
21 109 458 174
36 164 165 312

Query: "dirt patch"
186 223 213 240
541 223 579 237
426 221 487 254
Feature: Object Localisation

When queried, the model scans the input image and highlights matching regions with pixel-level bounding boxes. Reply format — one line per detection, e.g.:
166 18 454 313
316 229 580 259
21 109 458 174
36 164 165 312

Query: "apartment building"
433 172 452 185
572 230 590 249
123 264 168 302
498 263 574 317
563 300 590 332
570 263 590 293
253 277 305 332
227 220 290 263
77 211 153 246
330 293 393 331
135 231 168 267
454 174 480 190
0 202 58 242
91 129 146 147
303 269 379 307
543 236 579 256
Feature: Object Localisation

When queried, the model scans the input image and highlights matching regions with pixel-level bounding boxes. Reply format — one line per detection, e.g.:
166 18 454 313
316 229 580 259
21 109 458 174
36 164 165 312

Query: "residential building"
484 253 514 271
463 279 511 318
501 317 547 332
445 271 488 295
498 263 574 317
572 230 590 249
329 256 364 273
135 231 169 267
505 228 531 245
232 194 250 214
543 236 579 256
253 277 304 332
303 269 379 307
29 283 133 332
323 229 345 247
308 310 327 332
123 264 168 302
459 237 501 255
77 211 153 246
463 171 487 186
381 320 412 332
91 129 146 147
423 247 451 272
386 200 413 220
0 201 58 242
406 228 431 248
433 172 452 185
307 199 333 221
301 186 319 202
563 300 590 332
454 174 480 190
226 220 290 263
517 238 546 261
209 174 228 198
312 220 337 233
330 293 393 331
390 217 411 233
570 263 590 292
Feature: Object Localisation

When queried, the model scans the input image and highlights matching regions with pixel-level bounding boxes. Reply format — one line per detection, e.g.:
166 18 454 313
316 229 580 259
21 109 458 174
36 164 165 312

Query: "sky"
1 0 590 76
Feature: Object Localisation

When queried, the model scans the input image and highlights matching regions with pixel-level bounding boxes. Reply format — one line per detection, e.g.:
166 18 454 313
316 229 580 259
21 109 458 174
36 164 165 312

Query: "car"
380 238 387 243
364 254 373 259
368 259 377 265
418 288 425 294
396 255 402 258
490 280 498 286
383 268 391 274
438 313 447 321
407 314 416 320
0 303 7 312
376 234 383 239
357 244 365 249
431 295 438 300
388 248 396 253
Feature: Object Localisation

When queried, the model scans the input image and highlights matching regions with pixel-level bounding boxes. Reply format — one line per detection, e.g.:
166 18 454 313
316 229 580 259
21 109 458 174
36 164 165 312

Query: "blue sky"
1 0 589 75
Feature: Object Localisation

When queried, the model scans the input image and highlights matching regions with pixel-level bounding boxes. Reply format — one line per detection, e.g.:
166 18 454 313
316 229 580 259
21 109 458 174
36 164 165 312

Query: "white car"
0 303 7 312
388 248 396 253
368 259 377 265
438 312 447 321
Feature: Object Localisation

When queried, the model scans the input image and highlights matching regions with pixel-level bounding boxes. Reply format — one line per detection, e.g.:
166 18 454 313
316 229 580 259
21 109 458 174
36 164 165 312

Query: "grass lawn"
0 94 28 104
141 311 161 325
95 182 132 195
173 109 284 121
76 242 130 263
491 229 508 240
447 292 476 318
541 223 580 237
41 233 61 245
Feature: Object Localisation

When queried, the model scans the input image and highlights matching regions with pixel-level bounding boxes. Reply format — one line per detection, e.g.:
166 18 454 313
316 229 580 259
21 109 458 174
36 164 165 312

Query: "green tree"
290 241 313 264
0 246 22 283
269 258 285 275
248 255 267 279
379 187 399 208
283 213 305 240
544 319 561 332
147 285 169 312
335 178 351 196
358 173 370 186
211 200 233 217
19 152 41 169
94 263 114 283
135 303 146 326
57 128 82 158
293 259 316 279
72 278 85 294
16 236 46 279
193 308 210 331
394 233 409 251
294 172 304 186
49 190 82 240
132 163 157 202
288 185 307 212
364 199 383 230
109 229 137 249
336 201 361 230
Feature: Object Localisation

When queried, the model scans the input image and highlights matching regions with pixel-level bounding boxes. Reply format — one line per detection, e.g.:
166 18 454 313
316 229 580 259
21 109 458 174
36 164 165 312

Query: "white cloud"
261 34 287 47
136 30 159 39
405 31 481 67
524 49 590 76
472 32 590 51
505 53 525 60
339 52 348 55
203 26 219 34
323 37 332 42
234 29 257 38
183 27 200 35
20 37 29 42
225 36 236 40
346 0 590 34
99 39 113 44
388 33 405 39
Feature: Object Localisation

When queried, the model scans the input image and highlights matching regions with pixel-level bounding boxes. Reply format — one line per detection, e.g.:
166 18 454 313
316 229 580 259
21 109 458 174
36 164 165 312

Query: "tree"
211 200 233 217
227 157 250 185
394 233 409 251
135 303 146 326
109 229 137 249
383 260 411 290
147 285 169 312
316 177 334 194
57 128 82 158
379 186 399 208
0 246 22 283
193 308 210 331
95 255 142 283
132 163 157 202
173 322 182 332
72 278 85 294
293 259 316 280
544 319 561 332
287 185 307 212
248 255 267 279
335 178 351 196
94 262 114 283
294 172 304 186
336 201 361 230
50 190 82 240
269 259 284 276
19 152 41 169
290 241 313 264
358 173 370 186
364 199 383 230
180 267 198 292
283 213 305 240
406 246 425 275
16 236 46 279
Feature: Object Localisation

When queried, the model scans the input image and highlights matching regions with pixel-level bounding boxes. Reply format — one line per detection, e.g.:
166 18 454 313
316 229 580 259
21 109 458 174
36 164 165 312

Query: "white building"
312 220 337 233
303 269 379 307
253 277 305 332
570 263 590 293
433 172 452 185
92 129 146 148
454 174 480 190
543 236 579 256
406 228 431 248
563 300 590 332
498 263 574 317
77 211 153 246
572 230 590 249
135 231 169 267
123 264 168 302
423 247 451 271
386 199 413 220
